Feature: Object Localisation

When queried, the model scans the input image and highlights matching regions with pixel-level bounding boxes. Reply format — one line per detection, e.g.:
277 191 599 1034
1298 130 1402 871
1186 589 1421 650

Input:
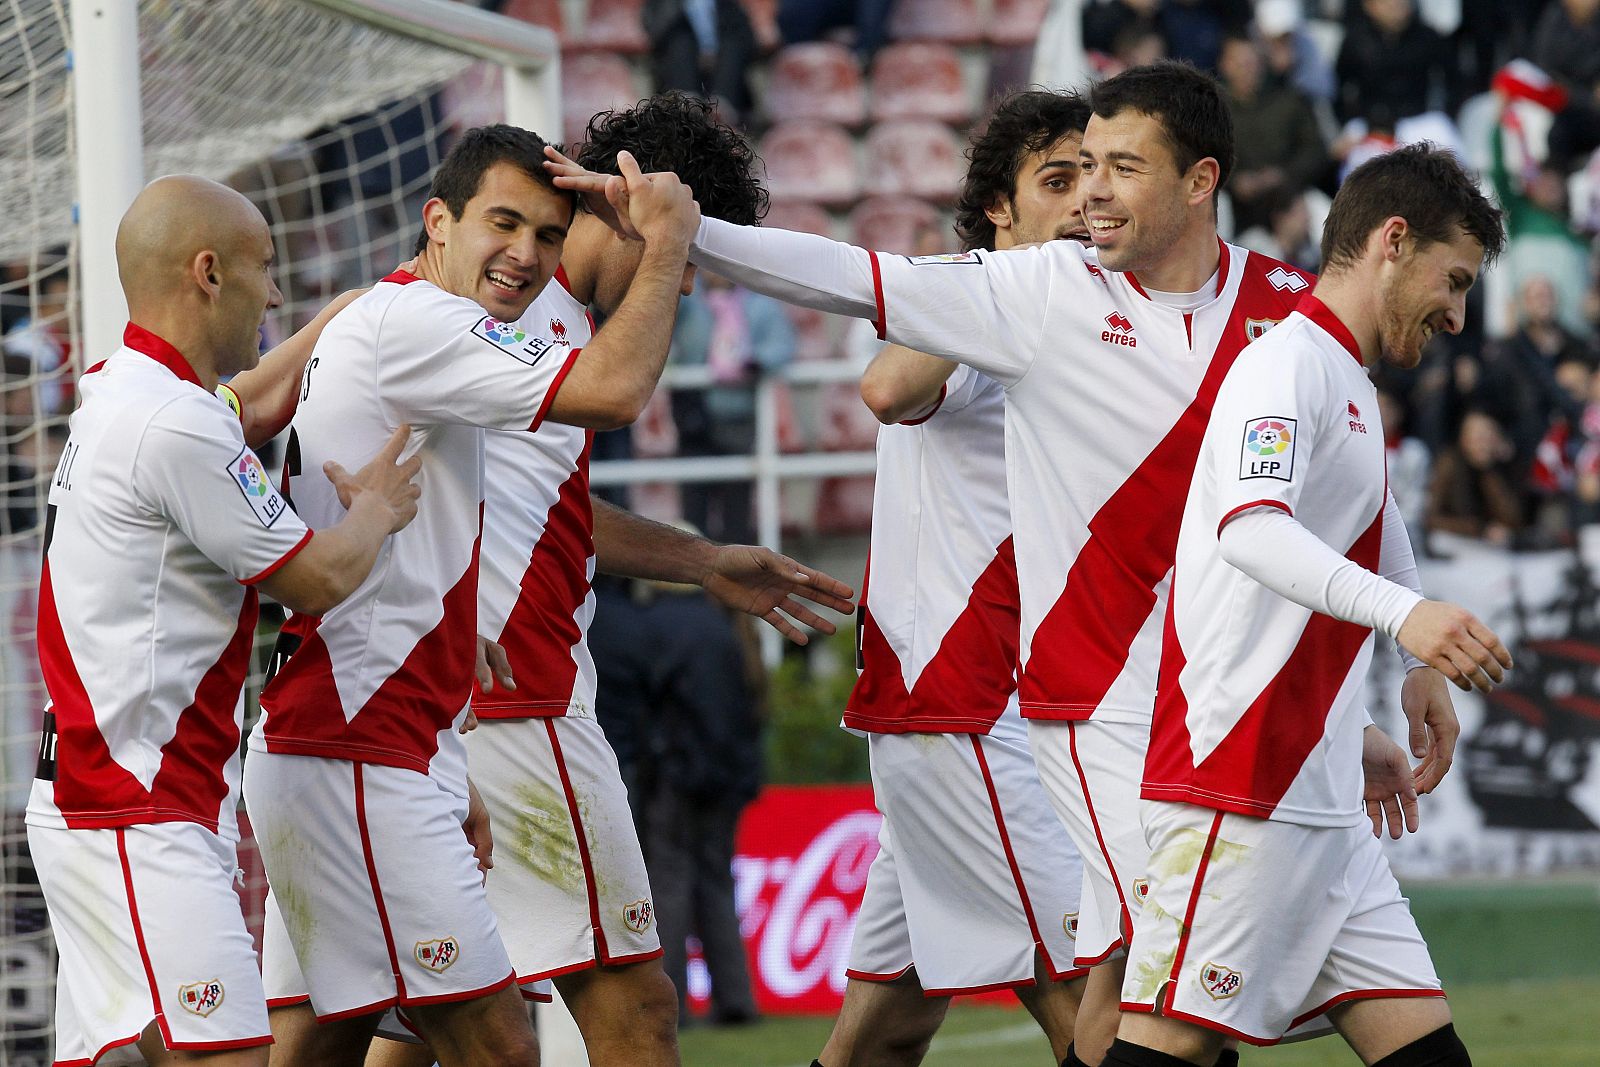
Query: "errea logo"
1266 266 1308 293
1102 312 1137 347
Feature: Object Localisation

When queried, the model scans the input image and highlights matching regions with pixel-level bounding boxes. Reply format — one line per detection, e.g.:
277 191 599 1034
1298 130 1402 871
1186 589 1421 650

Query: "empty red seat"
888 0 984 45
501 0 563 33
765 43 867 127
869 42 970 124
861 121 966 203
762 199 836 238
560 52 640 141
760 121 860 207
814 475 877 534
570 0 649 53
989 0 1048 46
848 196 943 255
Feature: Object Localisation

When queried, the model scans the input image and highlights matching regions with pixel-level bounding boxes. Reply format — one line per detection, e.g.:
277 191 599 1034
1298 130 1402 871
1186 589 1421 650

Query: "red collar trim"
122 323 203 387
555 264 575 296
1296 294 1364 366
1123 238 1229 302
381 269 421 285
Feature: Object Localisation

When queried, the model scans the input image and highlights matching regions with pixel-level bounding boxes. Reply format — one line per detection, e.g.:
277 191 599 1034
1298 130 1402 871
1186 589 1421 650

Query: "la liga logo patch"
471 315 559 368
1239 417 1297 482
228 446 287 527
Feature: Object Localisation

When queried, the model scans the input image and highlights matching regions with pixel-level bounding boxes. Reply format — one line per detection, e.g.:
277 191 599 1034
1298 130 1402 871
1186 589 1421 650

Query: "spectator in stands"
1 351 43 804
777 0 894 61
1531 0 1600 169
1334 0 1459 133
1236 185 1321 273
2 268 72 416
1427 409 1525 546
1379 387 1432 533
667 272 797 544
644 0 758 121
1480 275 1594 477
1159 0 1250 73
591 567 766 1027
1218 33 1328 233
1082 0 1160 70
1253 0 1334 105
1572 365 1600 527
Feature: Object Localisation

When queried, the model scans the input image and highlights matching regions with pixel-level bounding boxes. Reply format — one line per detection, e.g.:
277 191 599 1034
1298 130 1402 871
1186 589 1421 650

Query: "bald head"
116 175 268 310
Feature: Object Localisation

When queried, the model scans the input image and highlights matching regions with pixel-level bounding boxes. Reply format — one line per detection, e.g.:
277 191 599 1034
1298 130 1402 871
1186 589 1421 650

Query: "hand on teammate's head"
615 150 701 250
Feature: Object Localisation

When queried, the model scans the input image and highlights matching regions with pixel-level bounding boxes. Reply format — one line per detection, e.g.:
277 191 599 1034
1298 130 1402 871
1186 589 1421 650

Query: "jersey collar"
1295 294 1363 366
380 269 421 285
1123 238 1230 303
122 323 203 387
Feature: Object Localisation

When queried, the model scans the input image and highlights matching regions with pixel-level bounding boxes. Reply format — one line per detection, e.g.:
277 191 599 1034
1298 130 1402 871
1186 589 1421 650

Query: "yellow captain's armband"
217 382 243 421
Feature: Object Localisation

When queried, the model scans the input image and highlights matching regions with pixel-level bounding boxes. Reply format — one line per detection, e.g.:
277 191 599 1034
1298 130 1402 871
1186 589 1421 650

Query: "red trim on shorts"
117 828 174 1048
520 958 599 984
604 948 665 966
53 1031 142 1067
242 529 314 585
1121 1000 1268 1045
868 250 887 339
400 971 517 1008
923 977 1036 997
1216 499 1292 538
531 347 583 431
845 964 915 983
266 995 311 1009
521 986 555 1003
971 735 1060 978
314 994 403 1024
166 1036 274 1052
1158 810 1225 1019
354 763 409 1002
545 719 612 960
1066 722 1130 960
1290 988 1446 1031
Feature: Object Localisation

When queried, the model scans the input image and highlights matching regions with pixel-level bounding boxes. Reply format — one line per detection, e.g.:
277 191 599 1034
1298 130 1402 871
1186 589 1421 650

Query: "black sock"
811 1062 827 1067
1372 1023 1470 1067
1063 1042 1092 1067
1102 1038 1206 1067
1214 1051 1240 1067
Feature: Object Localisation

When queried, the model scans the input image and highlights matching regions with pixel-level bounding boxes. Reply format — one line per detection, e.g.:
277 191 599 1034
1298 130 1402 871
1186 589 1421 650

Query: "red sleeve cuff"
899 383 947 426
530 347 583 431
242 528 314 585
868 250 887 340
1217 499 1293 538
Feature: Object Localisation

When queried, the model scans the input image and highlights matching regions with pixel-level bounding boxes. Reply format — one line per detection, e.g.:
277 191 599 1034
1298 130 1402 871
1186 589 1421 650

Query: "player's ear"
984 198 1014 232
421 197 451 248
192 250 223 299
1379 216 1410 262
1189 157 1221 205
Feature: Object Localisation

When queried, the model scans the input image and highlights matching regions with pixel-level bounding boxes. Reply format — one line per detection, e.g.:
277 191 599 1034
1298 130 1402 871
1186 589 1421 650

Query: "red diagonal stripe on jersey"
1019 256 1310 719
261 509 485 773
844 536 1020 733
477 435 595 717
1143 505 1384 817
41 562 256 831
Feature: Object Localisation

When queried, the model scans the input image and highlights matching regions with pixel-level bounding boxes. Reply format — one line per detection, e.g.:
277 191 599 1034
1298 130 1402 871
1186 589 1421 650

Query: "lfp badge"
1240 417 1297 481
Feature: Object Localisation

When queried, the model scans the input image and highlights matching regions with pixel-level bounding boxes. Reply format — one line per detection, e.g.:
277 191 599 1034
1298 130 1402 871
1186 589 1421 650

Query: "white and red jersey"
1146 296 1393 826
27 325 311 838
691 223 1311 726
475 268 599 720
845 364 1019 734
254 271 580 774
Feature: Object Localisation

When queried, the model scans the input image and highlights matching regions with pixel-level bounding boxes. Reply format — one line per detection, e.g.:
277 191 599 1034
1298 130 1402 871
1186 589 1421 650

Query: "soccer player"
813 89 1093 1067
26 175 421 1067
553 61 1324 1066
1112 144 1509 1067
242 126 702 1066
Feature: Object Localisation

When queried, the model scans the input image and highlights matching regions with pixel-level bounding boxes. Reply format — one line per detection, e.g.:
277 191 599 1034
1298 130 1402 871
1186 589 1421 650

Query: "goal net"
1 3 555 1061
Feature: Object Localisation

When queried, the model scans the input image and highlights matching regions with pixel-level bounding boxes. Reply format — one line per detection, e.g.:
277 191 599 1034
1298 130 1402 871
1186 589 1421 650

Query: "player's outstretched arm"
859 344 959 425
1362 724 1420 839
542 151 701 430
259 425 421 615
589 496 855 644
226 288 365 447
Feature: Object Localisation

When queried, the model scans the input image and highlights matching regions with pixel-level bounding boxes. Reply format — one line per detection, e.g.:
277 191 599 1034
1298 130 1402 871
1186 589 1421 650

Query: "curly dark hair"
1320 142 1505 272
574 92 768 226
412 124 570 254
955 89 1092 252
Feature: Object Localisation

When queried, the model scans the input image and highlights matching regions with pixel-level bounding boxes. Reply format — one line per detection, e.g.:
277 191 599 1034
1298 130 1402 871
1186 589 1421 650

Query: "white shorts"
27 820 271 1065
1028 718 1150 966
847 706 1087 994
243 752 515 1021
1121 800 1443 1045
467 715 662 988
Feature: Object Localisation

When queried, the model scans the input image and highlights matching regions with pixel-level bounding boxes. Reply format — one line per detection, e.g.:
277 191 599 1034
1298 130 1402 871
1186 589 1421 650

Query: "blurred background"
2 1 1598 1064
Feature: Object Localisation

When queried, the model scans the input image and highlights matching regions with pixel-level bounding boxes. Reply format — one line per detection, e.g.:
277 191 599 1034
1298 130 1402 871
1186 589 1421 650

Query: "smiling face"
995 132 1089 249
1077 109 1207 274
422 161 572 322
1375 225 1485 369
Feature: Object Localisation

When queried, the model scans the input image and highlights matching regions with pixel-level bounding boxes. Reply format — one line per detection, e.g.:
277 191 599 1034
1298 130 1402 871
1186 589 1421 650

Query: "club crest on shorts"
178 979 225 1017
1131 877 1150 905
622 898 654 932
1200 962 1243 1000
415 937 460 972
1063 911 1079 940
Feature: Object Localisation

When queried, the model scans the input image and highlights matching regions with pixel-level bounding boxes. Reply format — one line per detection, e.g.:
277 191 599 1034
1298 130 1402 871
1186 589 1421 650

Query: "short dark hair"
413 124 570 254
575 92 767 226
1088 61 1235 193
955 89 1093 252
1319 143 1506 272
